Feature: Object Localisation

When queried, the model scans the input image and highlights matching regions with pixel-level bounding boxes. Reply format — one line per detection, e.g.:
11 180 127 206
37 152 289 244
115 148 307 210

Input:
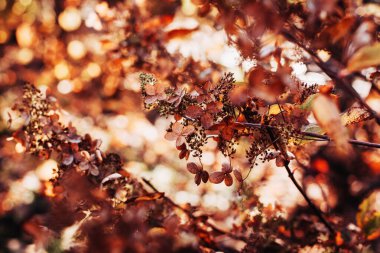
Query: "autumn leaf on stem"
209 163 234 186
165 122 195 147
186 162 209 185
144 83 167 104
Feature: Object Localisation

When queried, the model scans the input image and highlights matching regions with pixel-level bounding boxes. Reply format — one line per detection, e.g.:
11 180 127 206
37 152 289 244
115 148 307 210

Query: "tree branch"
265 127 336 235
141 178 247 242
234 122 380 149
280 27 380 125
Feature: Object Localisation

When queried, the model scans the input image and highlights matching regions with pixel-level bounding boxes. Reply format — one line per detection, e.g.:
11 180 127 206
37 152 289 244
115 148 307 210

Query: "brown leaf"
135 192 164 202
185 105 203 119
341 106 371 126
201 170 209 183
221 163 232 173
182 125 195 136
172 122 184 134
224 174 233 186
194 173 201 185
344 42 380 74
164 132 178 141
209 171 225 184
187 162 201 174
166 27 199 40
312 94 352 156
233 169 243 182
319 16 355 44
206 101 223 114
200 113 213 129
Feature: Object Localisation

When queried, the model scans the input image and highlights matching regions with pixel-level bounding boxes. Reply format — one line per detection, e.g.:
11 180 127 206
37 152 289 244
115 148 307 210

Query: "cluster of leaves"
5 83 362 253
3 84 258 252
1 0 380 252
141 71 323 187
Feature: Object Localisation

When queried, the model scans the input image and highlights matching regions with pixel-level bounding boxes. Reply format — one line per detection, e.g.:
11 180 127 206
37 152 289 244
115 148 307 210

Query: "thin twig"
280 27 380 125
265 127 336 235
234 121 380 149
141 178 247 242
301 131 380 148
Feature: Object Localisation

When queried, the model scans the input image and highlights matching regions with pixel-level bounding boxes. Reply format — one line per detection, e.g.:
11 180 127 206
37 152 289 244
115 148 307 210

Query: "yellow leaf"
357 191 380 240
345 42 380 73
341 106 372 126
312 94 352 156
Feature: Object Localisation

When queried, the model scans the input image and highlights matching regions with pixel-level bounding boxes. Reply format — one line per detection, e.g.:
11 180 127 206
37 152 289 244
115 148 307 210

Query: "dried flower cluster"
1 0 380 252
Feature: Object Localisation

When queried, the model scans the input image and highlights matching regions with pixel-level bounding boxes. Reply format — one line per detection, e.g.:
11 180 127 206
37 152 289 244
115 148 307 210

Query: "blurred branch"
265 127 336 235
141 178 248 243
234 122 380 149
280 27 380 125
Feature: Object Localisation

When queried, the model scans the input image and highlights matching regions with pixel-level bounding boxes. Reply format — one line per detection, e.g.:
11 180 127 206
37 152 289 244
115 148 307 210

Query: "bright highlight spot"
67 40 87 60
54 62 70 80
58 7 82 32
57 80 73 94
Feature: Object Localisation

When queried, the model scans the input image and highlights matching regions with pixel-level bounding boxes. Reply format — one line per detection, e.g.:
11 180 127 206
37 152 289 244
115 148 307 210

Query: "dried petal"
79 161 90 171
95 149 103 162
224 174 233 186
172 122 184 134
90 165 100 176
62 153 74 166
194 173 201 185
209 171 225 184
207 101 223 114
155 83 166 94
80 150 91 160
176 136 186 147
179 149 189 160
145 85 156 96
164 132 179 141
187 162 201 174
101 173 122 185
145 95 158 104
233 169 243 182
275 156 286 167
185 105 203 119
68 134 82 143
265 151 280 160
181 125 195 136
201 170 209 183
221 163 232 173
200 113 214 129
